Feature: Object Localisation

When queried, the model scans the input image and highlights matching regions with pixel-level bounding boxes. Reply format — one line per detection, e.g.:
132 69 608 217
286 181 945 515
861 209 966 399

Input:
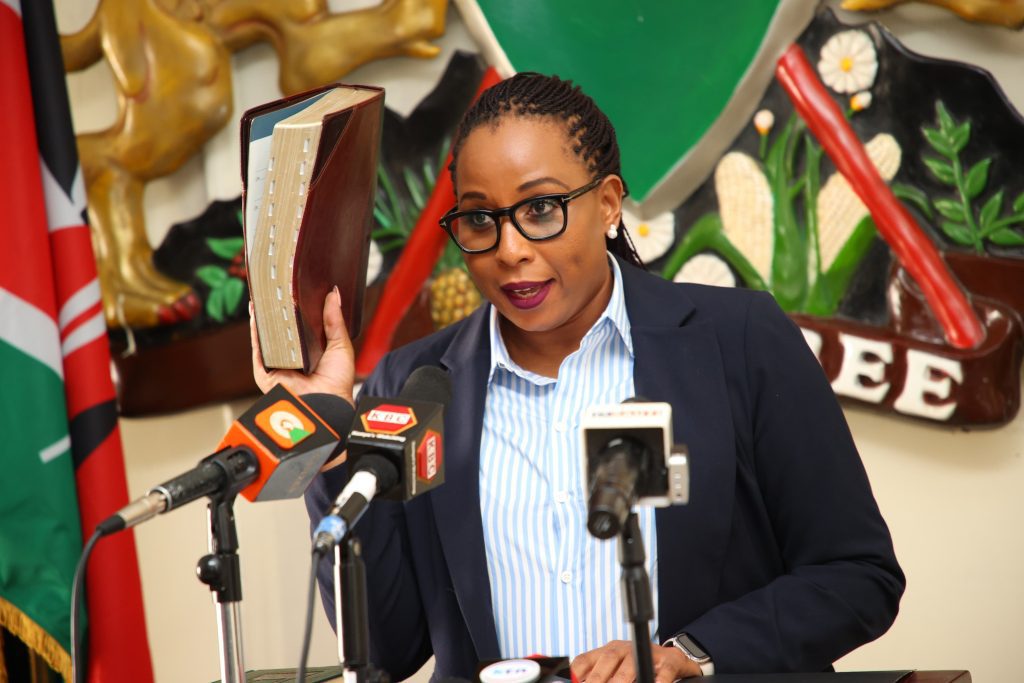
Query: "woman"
254 73 904 681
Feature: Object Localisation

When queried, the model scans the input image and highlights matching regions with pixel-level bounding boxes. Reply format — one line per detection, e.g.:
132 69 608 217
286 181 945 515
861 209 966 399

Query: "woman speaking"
253 72 904 682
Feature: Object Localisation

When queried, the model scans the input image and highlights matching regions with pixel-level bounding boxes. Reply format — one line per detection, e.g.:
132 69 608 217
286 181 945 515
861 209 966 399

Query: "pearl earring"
606 224 619 240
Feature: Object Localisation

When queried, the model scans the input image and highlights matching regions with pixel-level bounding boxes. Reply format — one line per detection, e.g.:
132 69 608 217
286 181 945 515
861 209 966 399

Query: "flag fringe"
0 598 71 682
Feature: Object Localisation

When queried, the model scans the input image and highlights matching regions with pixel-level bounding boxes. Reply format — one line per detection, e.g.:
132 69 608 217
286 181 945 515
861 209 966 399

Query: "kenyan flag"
0 1 153 680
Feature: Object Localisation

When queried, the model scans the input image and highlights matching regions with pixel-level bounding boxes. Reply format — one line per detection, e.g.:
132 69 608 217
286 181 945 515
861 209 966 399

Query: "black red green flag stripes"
0 1 153 680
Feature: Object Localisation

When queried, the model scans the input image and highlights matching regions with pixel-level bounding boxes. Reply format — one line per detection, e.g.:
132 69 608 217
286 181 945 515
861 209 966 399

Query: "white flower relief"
753 109 775 135
850 90 873 112
366 237 383 283
818 30 878 94
673 254 736 288
621 205 676 263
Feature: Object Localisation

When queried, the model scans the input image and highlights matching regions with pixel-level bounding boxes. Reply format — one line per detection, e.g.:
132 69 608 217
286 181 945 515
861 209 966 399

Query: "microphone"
97 385 353 535
313 365 452 553
580 400 689 539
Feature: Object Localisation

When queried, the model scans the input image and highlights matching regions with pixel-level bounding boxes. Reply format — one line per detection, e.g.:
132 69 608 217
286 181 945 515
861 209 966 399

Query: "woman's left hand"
571 640 701 683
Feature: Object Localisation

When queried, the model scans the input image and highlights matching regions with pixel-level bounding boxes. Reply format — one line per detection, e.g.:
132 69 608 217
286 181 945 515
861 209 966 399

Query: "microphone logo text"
362 404 418 435
255 401 315 450
417 430 442 482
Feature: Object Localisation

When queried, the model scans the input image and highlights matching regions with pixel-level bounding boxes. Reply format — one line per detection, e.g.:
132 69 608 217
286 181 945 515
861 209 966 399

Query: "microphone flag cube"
347 396 445 501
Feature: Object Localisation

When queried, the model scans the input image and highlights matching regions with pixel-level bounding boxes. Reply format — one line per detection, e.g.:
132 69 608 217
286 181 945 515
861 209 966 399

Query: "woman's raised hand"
250 286 357 407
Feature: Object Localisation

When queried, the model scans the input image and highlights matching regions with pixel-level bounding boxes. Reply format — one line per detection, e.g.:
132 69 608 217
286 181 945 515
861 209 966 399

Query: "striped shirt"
479 255 659 659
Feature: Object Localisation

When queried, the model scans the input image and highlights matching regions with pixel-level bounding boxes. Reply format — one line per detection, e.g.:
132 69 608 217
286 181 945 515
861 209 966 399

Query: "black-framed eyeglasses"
438 176 605 254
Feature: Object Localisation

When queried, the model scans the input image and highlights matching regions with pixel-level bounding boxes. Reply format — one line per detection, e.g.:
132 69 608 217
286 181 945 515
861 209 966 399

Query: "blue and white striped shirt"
479 255 659 659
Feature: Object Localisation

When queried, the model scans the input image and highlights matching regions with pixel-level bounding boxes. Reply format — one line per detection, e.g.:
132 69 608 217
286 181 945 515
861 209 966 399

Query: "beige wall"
56 1 1024 680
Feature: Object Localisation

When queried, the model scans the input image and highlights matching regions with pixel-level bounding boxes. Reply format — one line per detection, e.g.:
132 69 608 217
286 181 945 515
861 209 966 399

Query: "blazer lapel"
619 261 737 634
434 306 501 659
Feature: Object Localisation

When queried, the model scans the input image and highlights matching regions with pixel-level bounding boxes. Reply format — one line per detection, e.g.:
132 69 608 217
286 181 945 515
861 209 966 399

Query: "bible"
241 83 384 372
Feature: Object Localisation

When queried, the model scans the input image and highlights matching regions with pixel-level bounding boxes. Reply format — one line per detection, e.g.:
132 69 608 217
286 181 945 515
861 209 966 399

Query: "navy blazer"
306 258 904 680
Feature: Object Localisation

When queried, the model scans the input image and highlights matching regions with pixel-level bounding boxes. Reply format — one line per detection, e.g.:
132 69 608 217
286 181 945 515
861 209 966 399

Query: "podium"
213 667 342 682
702 673 970 682
225 670 969 683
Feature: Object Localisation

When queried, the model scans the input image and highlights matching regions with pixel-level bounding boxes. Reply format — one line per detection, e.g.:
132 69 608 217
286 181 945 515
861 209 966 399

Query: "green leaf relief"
949 121 970 154
934 199 967 223
978 190 1004 229
661 213 725 279
763 114 798 185
988 228 1024 246
377 238 406 254
373 206 394 228
940 222 974 246
760 115 806 310
802 133 824 284
1014 192 1024 214
936 100 955 133
892 183 934 220
804 216 876 317
196 265 229 287
922 127 954 158
963 158 992 200
207 237 245 261
660 213 766 291
403 166 426 209
923 156 956 185
783 117 805 181
371 227 411 240
223 278 245 314
207 287 226 322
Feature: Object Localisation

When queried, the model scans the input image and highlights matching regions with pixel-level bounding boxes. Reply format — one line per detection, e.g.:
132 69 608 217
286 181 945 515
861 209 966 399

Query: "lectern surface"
224 668 970 683
213 666 343 682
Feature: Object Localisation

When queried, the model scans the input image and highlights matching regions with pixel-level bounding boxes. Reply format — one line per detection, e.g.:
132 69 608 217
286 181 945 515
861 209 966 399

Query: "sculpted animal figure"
61 0 447 328
843 0 1024 28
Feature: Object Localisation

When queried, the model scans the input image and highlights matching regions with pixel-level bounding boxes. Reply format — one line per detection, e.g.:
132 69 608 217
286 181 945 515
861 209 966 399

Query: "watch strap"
664 634 715 677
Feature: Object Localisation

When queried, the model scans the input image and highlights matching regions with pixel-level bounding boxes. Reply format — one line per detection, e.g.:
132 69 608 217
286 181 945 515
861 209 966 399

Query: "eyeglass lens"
451 197 566 251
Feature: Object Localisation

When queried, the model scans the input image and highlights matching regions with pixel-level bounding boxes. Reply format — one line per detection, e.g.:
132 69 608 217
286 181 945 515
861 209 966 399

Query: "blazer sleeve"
682 291 905 672
303 352 433 680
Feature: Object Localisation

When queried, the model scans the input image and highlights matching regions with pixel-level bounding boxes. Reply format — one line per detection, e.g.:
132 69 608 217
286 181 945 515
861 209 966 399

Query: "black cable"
297 547 326 683
71 529 103 683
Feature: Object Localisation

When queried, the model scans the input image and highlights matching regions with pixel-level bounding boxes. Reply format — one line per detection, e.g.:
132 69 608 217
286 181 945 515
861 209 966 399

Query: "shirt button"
554 490 569 504
559 571 572 584
554 421 567 432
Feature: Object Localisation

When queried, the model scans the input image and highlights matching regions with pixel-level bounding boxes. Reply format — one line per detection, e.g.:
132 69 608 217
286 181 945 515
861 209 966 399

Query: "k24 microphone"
98 385 353 535
580 400 689 540
313 366 452 553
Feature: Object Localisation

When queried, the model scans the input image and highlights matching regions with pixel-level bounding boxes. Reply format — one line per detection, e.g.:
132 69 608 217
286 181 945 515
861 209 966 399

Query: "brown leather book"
240 83 384 373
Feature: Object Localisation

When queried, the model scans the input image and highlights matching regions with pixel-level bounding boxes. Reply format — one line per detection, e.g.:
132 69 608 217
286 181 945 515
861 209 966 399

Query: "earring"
606 224 619 240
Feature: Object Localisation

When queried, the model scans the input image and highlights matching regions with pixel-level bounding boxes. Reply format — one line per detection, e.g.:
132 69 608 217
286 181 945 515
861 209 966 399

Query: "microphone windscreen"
300 393 356 456
354 453 400 492
399 366 453 408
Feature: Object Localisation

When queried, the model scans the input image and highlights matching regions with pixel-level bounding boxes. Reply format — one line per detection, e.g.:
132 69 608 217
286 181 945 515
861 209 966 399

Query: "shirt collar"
487 253 633 385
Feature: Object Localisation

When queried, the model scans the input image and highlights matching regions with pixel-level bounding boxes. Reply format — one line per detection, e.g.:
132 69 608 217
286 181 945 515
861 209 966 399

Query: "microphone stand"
619 512 654 683
196 448 259 683
333 531 389 683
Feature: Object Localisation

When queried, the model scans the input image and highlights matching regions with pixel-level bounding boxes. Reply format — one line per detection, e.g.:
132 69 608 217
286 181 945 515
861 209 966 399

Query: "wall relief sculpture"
61 0 448 329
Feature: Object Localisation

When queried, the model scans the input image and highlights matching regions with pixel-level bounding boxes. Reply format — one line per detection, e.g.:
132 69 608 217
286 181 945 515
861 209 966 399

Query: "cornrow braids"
449 72 645 269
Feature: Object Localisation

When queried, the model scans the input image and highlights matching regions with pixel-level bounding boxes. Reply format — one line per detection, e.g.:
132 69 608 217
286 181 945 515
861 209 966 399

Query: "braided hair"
448 72 644 269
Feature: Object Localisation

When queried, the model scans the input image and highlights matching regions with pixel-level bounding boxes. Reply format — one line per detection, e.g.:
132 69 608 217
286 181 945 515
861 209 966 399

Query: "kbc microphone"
313 365 452 553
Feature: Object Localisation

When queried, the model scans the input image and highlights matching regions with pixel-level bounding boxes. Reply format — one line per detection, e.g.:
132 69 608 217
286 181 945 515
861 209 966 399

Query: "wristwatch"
664 633 714 677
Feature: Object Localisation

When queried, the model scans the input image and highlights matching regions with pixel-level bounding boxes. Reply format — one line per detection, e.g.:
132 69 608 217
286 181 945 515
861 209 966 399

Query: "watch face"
677 633 709 661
